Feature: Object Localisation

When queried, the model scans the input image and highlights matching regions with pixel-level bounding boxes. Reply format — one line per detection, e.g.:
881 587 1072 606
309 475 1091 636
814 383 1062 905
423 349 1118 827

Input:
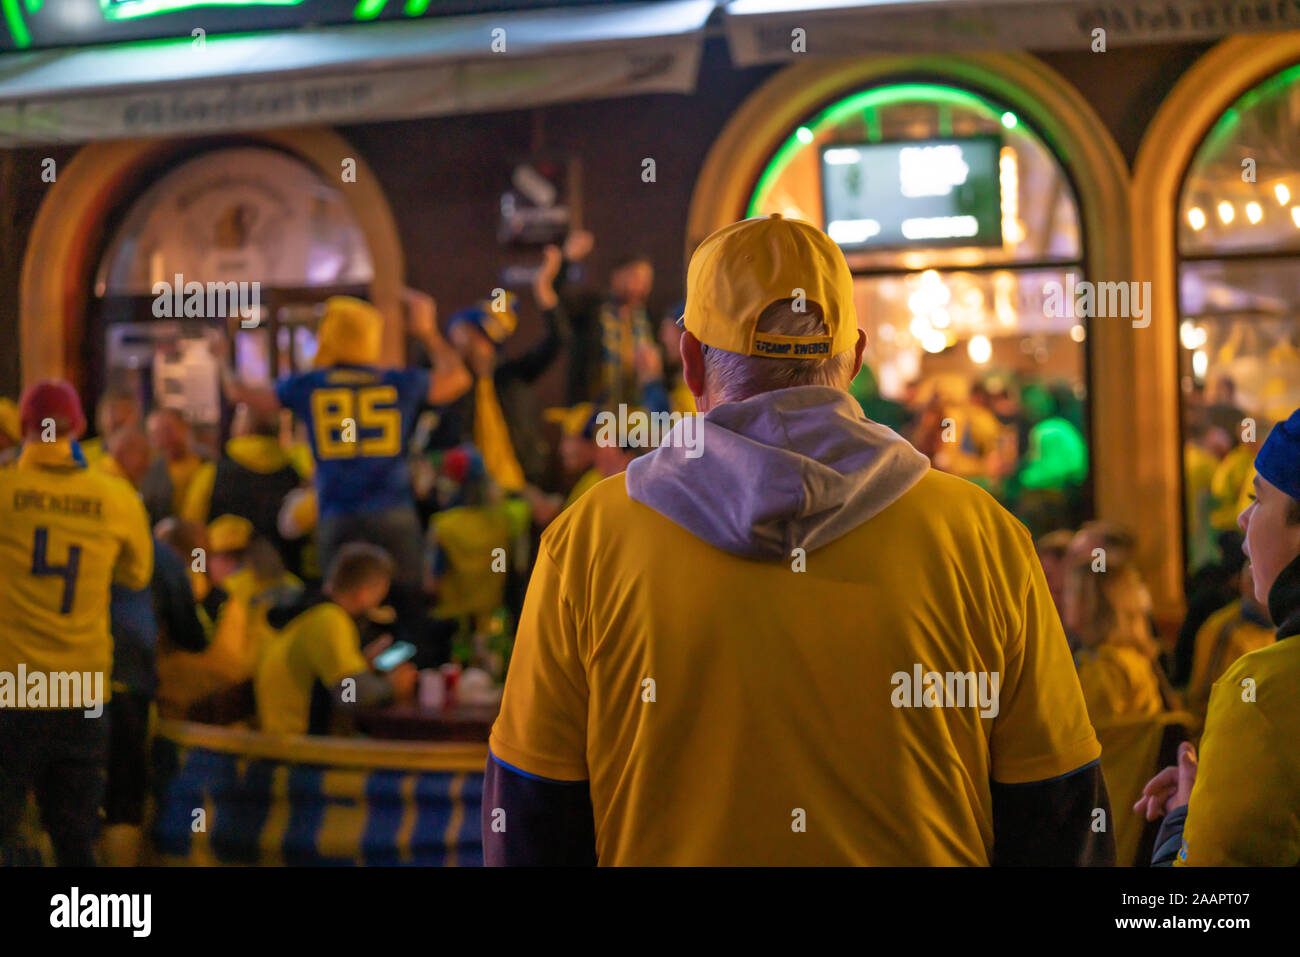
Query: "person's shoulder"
540 472 637 552
1218 635 1300 692
894 469 1032 546
382 365 428 385
1204 638 1300 751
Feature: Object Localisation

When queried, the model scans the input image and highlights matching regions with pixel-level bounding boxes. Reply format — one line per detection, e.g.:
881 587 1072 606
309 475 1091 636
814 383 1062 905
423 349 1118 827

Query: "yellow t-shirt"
431 506 510 620
0 444 153 698
1178 637 1300 865
490 469 1100 865
1075 644 1165 725
1187 601 1274 723
255 602 368 736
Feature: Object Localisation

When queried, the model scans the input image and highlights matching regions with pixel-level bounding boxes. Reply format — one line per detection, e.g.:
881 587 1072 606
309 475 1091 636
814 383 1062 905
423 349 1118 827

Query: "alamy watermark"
0 666 104 717
1042 272 1151 328
593 404 702 458
891 664 1000 718
152 273 261 327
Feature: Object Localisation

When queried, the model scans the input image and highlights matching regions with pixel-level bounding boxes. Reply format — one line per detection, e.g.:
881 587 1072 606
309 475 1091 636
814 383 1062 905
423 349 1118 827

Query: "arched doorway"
687 53 1143 605
87 145 377 448
19 128 405 406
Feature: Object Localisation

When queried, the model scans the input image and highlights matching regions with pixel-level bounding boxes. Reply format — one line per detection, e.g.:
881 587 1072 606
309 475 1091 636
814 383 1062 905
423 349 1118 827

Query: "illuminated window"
748 82 1087 535
1177 65 1300 572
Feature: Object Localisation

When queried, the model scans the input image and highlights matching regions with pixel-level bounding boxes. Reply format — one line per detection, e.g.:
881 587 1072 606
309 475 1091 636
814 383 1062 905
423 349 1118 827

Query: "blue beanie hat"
1256 408 1300 503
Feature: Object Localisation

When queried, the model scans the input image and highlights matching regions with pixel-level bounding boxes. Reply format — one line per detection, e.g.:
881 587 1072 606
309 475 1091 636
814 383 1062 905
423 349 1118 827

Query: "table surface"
354 701 500 742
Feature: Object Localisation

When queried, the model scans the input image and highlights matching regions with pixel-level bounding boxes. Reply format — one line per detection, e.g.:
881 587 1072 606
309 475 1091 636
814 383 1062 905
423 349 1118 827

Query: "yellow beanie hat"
315 296 383 368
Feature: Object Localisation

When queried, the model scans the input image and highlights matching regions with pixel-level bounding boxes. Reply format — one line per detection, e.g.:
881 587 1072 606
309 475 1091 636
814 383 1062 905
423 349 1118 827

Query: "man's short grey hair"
702 299 857 403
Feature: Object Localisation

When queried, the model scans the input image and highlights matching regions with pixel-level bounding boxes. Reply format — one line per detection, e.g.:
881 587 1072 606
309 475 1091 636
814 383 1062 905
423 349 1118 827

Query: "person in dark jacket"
104 438 205 866
182 402 306 574
419 244 571 495
1141 408 1300 866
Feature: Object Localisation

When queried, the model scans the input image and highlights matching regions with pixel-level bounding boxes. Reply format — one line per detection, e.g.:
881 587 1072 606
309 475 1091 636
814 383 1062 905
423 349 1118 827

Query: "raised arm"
210 334 281 416
404 288 472 405
496 245 573 386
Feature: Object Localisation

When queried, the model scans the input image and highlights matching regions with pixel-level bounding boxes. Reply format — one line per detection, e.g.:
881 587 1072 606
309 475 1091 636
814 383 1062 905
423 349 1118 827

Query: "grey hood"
625 385 930 560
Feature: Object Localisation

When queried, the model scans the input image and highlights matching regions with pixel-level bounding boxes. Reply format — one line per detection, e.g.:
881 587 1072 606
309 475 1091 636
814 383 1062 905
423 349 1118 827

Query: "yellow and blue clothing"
1153 546 1300 866
491 470 1101 864
276 364 430 518
487 387 1107 865
1176 635 1300 864
0 441 153 696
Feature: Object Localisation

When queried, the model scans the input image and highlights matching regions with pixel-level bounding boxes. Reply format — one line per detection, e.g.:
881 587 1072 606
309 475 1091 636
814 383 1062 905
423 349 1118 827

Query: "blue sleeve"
1151 806 1188 867
276 373 310 417
482 750 597 866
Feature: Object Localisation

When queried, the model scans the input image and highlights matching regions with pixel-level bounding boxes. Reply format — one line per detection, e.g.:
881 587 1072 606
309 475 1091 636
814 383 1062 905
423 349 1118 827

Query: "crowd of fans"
0 219 1289 867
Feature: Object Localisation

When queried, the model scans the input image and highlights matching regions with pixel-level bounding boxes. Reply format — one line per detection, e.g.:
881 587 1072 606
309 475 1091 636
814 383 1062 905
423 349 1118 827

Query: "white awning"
724 0 1300 65
0 0 717 146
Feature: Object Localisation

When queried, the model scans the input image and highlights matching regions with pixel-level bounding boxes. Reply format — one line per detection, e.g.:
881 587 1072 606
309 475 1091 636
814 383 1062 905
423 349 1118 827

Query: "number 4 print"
32 527 81 615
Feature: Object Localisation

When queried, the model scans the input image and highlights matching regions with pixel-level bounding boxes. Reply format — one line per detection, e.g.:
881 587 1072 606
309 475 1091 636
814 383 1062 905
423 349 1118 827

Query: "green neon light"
1201 62 1300 150
24 0 42 13
2 0 30 47
1001 111 1018 129
353 0 387 19
100 0 306 21
748 83 1005 217
404 0 431 14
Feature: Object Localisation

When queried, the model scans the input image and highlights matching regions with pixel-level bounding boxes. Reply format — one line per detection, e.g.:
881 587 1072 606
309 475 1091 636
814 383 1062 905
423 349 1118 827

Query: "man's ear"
850 329 867 383
680 330 707 400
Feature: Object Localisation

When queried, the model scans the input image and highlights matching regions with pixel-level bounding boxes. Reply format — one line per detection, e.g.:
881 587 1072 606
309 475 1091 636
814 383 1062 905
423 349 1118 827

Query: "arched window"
96 146 373 295
748 81 1088 534
1178 66 1300 572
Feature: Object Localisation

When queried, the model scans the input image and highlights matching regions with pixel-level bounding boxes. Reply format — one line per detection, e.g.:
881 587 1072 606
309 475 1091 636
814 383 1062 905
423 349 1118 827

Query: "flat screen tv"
820 136 1003 250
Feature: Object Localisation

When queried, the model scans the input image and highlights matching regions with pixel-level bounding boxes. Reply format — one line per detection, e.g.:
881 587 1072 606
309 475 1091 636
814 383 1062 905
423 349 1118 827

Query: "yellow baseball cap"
683 213 858 359
207 515 253 554
544 402 596 438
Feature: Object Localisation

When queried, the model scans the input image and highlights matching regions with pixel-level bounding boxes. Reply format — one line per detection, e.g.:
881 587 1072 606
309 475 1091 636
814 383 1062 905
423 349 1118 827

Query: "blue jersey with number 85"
277 364 430 519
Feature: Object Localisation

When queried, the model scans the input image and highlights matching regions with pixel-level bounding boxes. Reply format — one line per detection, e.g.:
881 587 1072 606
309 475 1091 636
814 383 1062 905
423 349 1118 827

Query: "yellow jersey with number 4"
0 443 153 692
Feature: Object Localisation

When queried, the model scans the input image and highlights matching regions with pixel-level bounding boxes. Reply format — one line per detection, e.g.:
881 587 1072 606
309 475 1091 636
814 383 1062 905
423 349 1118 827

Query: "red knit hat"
19 380 87 439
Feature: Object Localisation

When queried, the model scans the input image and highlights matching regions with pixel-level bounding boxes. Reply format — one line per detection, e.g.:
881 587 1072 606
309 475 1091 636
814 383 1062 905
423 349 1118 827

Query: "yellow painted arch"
19 128 406 394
